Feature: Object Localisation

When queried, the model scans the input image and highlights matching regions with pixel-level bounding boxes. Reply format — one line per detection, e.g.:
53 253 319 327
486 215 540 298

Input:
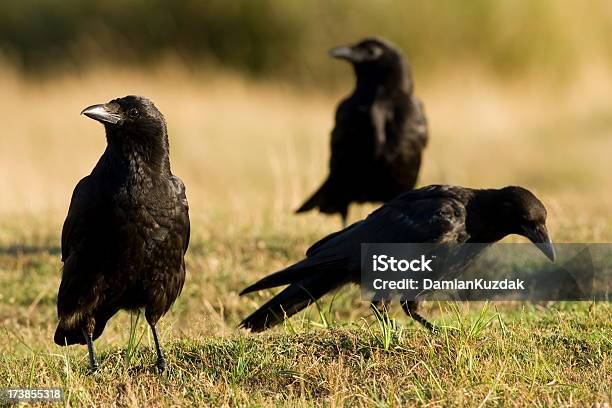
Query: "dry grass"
0 63 611 406
1 62 611 233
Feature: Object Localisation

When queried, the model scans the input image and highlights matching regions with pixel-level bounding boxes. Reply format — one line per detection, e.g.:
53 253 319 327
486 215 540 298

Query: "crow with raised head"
297 37 428 226
54 96 190 373
241 185 555 332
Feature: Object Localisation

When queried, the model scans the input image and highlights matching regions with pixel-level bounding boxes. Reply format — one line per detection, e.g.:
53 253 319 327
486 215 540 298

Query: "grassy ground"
0 64 611 406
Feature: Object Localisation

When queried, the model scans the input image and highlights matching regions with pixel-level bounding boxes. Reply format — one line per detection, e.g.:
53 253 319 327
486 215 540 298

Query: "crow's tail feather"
54 324 86 346
240 258 345 296
296 179 345 216
296 183 326 213
54 308 116 346
240 272 346 332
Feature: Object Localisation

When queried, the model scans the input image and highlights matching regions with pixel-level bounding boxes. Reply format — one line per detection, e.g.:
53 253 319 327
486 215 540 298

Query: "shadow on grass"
0 245 60 256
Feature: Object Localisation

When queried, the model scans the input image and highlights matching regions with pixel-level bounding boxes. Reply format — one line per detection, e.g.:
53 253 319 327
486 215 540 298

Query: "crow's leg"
149 323 166 373
401 300 435 331
82 329 99 373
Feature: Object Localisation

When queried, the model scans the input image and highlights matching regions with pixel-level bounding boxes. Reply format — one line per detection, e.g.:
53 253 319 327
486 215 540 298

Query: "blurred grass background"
1 1 611 222
1 0 611 249
2 0 612 83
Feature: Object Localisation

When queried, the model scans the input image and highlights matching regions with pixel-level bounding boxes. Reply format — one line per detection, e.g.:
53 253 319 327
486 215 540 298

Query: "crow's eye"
368 46 383 58
128 108 139 118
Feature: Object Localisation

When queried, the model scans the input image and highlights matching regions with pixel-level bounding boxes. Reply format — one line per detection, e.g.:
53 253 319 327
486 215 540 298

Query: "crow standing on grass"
241 185 556 332
297 37 428 226
54 96 190 373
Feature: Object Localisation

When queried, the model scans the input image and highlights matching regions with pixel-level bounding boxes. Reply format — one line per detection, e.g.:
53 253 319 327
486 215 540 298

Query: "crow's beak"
328 45 354 60
524 224 556 262
81 104 123 125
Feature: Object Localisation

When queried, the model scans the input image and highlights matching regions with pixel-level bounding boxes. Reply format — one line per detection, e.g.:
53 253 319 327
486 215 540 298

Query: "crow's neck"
465 189 510 243
100 128 171 190
353 62 412 101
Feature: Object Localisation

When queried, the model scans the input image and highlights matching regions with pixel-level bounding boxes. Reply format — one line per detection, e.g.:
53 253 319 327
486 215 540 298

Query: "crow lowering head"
468 186 555 261
329 37 410 91
81 96 169 169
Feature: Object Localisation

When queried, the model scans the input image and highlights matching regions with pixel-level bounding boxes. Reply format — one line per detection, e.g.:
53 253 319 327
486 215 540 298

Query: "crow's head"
81 95 164 133
329 37 399 64
329 37 409 90
496 186 555 261
81 96 169 169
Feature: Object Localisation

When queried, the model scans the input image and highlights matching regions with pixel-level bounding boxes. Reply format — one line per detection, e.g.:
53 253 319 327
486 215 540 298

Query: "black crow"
296 37 428 226
54 96 190 373
241 185 555 332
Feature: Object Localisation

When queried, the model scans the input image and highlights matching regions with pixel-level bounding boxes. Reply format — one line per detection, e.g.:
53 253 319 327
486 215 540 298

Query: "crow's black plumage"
54 96 190 372
241 185 555 332
297 37 428 225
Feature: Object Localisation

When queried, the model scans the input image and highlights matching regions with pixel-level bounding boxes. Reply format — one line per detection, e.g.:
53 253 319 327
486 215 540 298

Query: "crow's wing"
329 98 375 174
170 175 190 255
404 95 428 149
56 175 114 344
295 98 368 215
305 190 468 265
61 175 109 262
244 186 468 294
